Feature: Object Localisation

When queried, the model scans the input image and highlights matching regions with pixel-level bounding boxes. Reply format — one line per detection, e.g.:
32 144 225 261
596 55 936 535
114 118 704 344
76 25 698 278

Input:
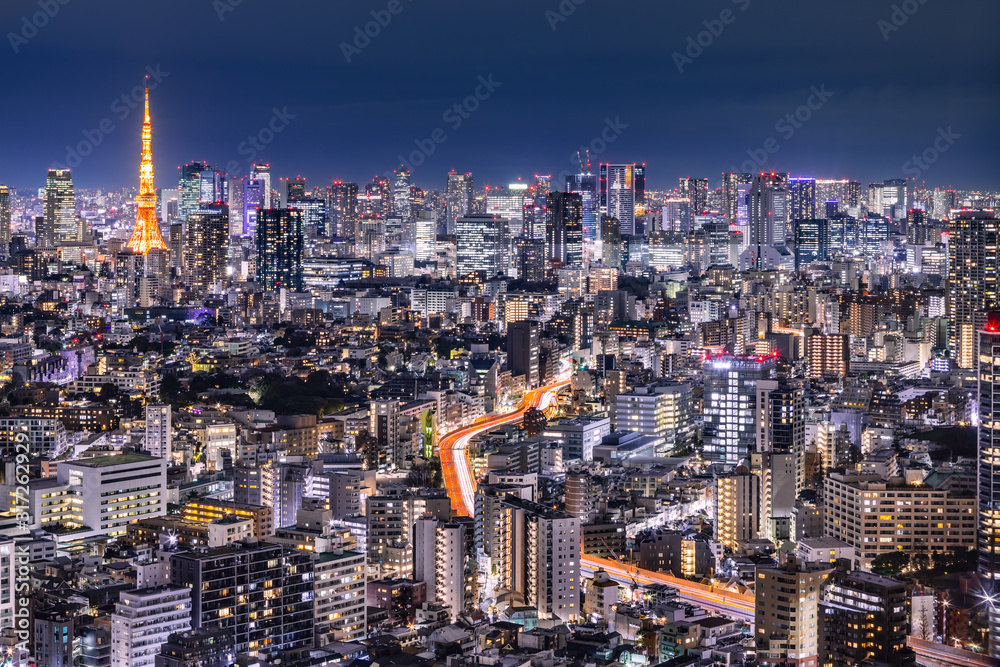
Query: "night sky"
1 0 997 192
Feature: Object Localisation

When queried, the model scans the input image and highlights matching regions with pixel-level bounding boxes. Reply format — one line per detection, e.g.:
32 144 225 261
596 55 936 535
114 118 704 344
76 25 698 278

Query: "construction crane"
600 536 639 593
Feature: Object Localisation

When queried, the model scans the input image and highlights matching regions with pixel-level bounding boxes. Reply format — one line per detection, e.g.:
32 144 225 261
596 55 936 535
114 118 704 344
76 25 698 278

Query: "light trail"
438 380 757 622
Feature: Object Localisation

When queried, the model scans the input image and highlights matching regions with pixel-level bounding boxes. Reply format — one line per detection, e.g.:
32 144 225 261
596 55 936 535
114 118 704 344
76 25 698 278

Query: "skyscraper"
793 219 829 268
414 210 437 261
126 85 169 255
600 164 635 236
703 355 776 465
330 181 358 239
184 204 229 294
679 177 708 215
281 177 306 208
445 171 473 235
722 172 752 225
545 191 583 267
507 320 540 389
198 165 227 205
178 162 207 222
44 168 75 246
601 215 621 267
788 177 816 221
392 166 412 220
739 172 790 270
255 208 304 291
949 211 1000 368
145 404 171 461
251 163 271 208
241 177 265 237
979 314 1000 657
566 172 598 241
456 213 505 279
0 184 10 258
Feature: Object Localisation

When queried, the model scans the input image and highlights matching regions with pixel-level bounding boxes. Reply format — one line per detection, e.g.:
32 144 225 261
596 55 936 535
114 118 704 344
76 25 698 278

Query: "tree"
871 551 910 577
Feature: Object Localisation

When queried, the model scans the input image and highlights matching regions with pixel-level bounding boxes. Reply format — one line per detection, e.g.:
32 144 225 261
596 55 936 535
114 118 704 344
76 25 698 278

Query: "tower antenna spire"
126 76 168 254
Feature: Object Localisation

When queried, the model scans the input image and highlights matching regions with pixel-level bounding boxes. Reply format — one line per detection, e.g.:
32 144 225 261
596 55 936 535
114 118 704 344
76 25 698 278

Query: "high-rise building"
198 165 227 205
679 177 708 215
485 183 529 234
600 215 622 267
371 399 402 468
154 628 236 667
456 214 506 279
44 168 75 245
445 171 473 235
978 315 1000 656
241 177 265 237
600 164 635 236
566 172 598 240
514 237 546 283
414 210 437 261
715 462 760 550
739 172 790 270
754 559 833 667
703 356 776 465
882 178 907 218
184 204 229 294
788 177 816 221
281 177 307 208
806 333 850 378
662 197 692 233
633 163 646 205
614 384 693 453
178 162 207 222
314 546 367 644
226 176 244 236
330 180 359 239
722 172 752 225
251 163 271 208
392 166 411 220
170 541 314 655
793 219 829 268
111 586 192 667
529 174 551 241
508 320 540 389
255 208 304 291
545 191 583 267
145 404 171 460
820 571 908 667
815 179 850 213
949 211 1000 368
0 184 11 258
435 521 469 620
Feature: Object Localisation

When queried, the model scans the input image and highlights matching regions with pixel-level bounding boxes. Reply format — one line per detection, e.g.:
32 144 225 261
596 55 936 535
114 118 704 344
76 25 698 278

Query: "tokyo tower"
126 77 168 254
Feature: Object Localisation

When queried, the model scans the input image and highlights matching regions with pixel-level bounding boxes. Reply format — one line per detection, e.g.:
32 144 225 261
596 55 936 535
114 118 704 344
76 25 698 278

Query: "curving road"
438 381 757 623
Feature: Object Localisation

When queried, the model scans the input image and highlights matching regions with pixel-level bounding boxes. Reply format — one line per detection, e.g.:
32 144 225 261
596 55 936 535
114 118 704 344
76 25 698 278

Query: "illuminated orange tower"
126 77 168 254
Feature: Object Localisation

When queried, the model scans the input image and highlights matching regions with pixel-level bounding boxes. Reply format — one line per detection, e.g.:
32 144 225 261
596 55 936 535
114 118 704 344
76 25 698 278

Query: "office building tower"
414 210 437 261
226 176 244 236
615 384 693 453
371 399 402 468
545 191 583 267
184 204 229 294
528 174 551 240
882 178 907 218
703 356 776 465
820 571 908 667
255 208 304 291
933 188 957 220
679 177 708 215
445 171 473 235
793 219 829 268
485 183 529 234
633 163 646 205
456 213 506 279
241 177 265 237
663 197 692 233
0 184 10 258
314 546 367 644
198 166 227 204
178 162 207 222
566 172 599 240
367 175 391 219
295 196 328 241
601 215 622 267
145 404 171 460
281 177 306 208
715 462 760 550
722 172 752 224
740 172 790 270
507 320 540 389
111 586 192 667
515 237 546 283
949 211 1000 368
393 166 411 220
815 179 849 213
251 163 271 208
979 315 1000 656
170 541 314 656
697 214 731 268
867 182 883 214
44 168 75 245
755 559 833 667
330 180 359 239
789 177 816 221
600 164 636 236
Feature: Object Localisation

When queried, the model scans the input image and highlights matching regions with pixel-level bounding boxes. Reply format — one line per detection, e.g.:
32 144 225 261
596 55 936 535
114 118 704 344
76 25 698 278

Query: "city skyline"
0 0 997 190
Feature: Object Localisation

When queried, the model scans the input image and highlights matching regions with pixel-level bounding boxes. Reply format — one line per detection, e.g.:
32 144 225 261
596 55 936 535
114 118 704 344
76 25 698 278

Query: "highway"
438 380 757 623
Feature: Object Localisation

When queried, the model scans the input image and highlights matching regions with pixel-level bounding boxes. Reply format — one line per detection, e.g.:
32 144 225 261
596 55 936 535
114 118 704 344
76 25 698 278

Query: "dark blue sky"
1 0 997 192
